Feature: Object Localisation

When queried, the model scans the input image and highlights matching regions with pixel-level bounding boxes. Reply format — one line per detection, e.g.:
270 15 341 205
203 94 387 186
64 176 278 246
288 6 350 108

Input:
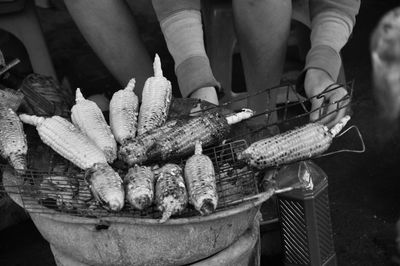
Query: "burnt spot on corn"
133 196 151 210
200 199 216 216
119 119 181 165
118 139 149 165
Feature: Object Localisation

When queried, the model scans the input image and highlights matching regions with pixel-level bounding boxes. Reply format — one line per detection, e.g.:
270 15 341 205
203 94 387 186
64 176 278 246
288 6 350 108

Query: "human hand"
189 86 219 116
304 69 350 128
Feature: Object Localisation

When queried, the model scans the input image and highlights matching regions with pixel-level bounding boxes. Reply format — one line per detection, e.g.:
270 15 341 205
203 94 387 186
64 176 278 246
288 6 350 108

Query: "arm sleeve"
305 0 361 81
152 0 200 21
152 0 219 98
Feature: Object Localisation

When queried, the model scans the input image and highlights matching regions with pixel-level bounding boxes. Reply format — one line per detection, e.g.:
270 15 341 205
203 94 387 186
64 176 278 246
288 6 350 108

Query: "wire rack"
183 81 359 146
226 81 355 141
0 81 364 219
0 139 258 219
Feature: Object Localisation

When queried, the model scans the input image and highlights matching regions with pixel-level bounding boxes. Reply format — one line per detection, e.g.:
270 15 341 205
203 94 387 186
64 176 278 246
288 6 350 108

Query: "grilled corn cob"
155 163 188 223
147 109 254 161
19 114 108 170
0 88 24 111
237 116 351 169
71 88 117 163
0 106 27 170
85 163 125 211
137 54 172 135
109 79 139 144
184 141 218 215
124 165 155 210
118 119 180 165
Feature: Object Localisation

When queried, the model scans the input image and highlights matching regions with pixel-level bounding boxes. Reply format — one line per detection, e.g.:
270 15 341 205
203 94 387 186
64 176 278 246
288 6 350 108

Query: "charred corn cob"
137 54 172 135
237 116 351 169
109 79 139 144
85 163 125 211
19 114 108 170
184 141 218 215
118 119 180 165
124 165 155 210
155 163 188 223
147 109 253 161
71 88 117 163
0 88 24 111
0 106 27 170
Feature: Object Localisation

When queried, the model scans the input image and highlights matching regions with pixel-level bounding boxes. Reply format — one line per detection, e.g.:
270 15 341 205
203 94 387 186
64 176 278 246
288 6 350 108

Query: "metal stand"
50 217 261 266
277 161 337 266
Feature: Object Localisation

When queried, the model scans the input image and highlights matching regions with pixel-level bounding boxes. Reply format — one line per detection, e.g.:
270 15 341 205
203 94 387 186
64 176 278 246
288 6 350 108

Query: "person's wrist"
304 68 334 96
189 86 218 105
306 69 333 84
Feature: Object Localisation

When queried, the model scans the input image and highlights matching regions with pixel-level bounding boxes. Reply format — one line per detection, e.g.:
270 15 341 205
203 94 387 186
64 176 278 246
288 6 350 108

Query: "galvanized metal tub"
50 215 261 266
3 169 264 266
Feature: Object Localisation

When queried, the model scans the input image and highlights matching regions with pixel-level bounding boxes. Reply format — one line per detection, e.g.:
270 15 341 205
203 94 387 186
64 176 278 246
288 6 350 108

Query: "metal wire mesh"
0 81 361 219
0 139 258 218
229 81 354 142
185 80 356 146
223 81 364 167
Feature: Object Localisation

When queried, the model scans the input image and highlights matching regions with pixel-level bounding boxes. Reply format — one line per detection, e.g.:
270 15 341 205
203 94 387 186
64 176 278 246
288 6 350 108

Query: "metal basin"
3 169 264 266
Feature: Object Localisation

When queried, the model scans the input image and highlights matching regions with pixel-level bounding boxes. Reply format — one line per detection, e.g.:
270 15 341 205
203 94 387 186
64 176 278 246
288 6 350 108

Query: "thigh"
232 0 292 123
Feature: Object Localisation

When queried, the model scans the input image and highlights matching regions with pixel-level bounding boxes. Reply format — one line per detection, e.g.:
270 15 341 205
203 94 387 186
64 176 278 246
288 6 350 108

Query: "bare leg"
63 0 152 99
232 0 291 127
0 0 57 80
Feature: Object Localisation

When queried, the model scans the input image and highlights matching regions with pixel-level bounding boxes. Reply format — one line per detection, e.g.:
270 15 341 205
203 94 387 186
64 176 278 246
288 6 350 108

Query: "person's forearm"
306 0 361 81
152 0 219 98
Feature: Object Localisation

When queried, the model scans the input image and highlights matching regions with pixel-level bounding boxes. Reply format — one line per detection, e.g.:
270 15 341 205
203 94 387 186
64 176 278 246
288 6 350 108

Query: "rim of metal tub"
3 168 264 226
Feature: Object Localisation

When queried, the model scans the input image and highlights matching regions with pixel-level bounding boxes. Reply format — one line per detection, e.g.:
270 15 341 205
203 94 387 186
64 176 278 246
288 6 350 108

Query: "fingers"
189 87 219 106
318 87 350 128
189 102 202 116
309 96 325 122
326 95 350 128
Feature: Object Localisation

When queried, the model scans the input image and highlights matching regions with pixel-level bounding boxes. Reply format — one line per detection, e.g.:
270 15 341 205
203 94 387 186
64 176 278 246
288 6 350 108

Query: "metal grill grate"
0 81 363 221
1 139 258 219
196 81 356 144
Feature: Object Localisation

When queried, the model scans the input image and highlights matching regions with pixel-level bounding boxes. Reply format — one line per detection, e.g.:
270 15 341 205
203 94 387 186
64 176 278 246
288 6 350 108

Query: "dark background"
1 0 400 265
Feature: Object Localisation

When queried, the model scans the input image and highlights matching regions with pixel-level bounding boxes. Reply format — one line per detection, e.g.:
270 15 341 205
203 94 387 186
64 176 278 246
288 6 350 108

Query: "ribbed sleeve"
152 0 219 98
176 56 220 98
152 0 200 22
297 0 360 90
